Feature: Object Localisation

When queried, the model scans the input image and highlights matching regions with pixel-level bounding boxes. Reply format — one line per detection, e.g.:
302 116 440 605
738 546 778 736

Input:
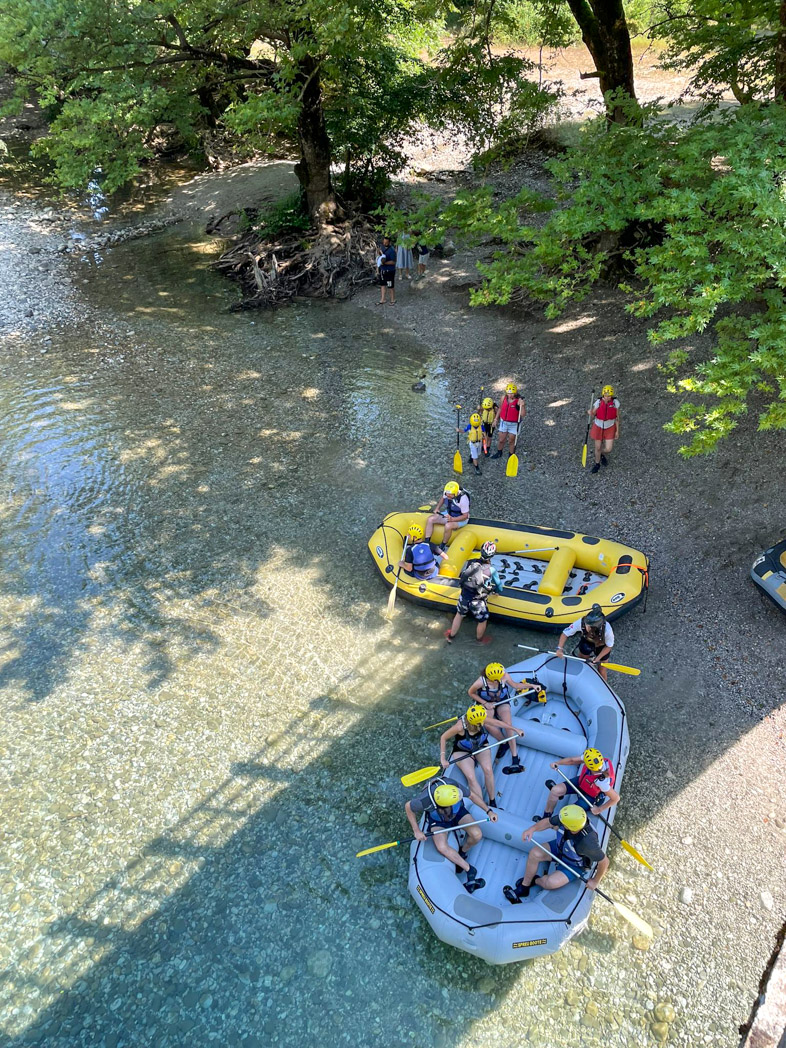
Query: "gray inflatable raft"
408 653 630 964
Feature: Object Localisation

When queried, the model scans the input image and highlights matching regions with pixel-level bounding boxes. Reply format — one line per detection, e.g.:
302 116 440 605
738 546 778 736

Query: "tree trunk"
566 0 637 124
775 0 786 101
293 53 340 225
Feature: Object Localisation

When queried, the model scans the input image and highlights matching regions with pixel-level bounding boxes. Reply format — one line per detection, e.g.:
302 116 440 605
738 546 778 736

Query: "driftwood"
214 216 379 308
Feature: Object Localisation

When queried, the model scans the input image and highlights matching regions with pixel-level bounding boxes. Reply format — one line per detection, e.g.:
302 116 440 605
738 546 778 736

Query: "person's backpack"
459 561 486 591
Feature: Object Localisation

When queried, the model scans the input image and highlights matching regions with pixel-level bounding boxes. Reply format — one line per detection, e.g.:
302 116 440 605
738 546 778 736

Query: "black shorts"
380 269 395 288
576 638 609 662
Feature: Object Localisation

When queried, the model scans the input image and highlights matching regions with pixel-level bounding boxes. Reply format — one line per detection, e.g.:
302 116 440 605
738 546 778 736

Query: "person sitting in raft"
555 602 614 681
504 804 609 902
398 523 448 580
458 412 483 475
439 703 524 812
491 382 524 460
424 481 471 549
468 662 536 776
405 780 497 894
480 396 497 456
445 541 502 645
588 384 620 474
533 747 620 821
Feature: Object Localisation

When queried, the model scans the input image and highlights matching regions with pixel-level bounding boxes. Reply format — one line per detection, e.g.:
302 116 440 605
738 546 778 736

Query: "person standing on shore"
377 236 396 305
458 412 484 474
491 383 524 460
555 603 614 682
413 232 430 277
588 385 620 473
396 231 415 281
480 396 497 456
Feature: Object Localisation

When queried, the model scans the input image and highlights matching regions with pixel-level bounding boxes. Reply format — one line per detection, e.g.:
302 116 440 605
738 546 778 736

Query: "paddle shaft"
510 547 560 555
443 731 520 768
456 405 461 453
385 536 409 618
424 689 536 730
515 645 639 676
357 817 489 858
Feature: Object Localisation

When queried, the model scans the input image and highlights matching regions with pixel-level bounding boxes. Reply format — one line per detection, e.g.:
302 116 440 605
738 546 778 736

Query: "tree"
564 0 639 122
0 0 443 223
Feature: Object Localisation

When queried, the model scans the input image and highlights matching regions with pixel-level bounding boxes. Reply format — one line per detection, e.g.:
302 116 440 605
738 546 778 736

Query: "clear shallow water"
0 224 749 1047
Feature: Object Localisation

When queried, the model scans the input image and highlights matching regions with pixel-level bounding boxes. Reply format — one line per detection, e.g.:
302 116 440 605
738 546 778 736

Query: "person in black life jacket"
444 541 503 644
405 781 496 893
424 481 471 549
377 235 397 305
491 382 525 459
588 384 620 473
480 397 497 456
398 523 448 580
533 747 620 821
468 662 538 775
504 805 609 902
555 603 614 682
439 703 524 814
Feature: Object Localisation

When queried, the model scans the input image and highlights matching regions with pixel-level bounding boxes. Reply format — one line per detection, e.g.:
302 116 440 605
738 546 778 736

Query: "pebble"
307 950 333 978
477 976 495 994
654 1003 676 1023
632 933 652 951
679 887 693 905
760 890 774 911
651 1021 669 1042
411 381 426 392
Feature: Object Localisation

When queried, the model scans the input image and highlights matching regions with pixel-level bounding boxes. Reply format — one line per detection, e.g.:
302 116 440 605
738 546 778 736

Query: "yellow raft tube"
368 512 649 631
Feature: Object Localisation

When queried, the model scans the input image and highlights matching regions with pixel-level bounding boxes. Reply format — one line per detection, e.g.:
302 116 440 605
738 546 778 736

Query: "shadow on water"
1 222 784 1047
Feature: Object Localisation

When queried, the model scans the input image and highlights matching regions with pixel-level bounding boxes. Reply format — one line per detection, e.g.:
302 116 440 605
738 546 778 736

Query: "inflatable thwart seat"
407 654 630 963
368 511 649 630
751 538 786 613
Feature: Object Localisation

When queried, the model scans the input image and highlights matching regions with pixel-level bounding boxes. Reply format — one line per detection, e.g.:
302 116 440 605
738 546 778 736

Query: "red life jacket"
577 758 616 801
594 398 619 428
499 395 521 423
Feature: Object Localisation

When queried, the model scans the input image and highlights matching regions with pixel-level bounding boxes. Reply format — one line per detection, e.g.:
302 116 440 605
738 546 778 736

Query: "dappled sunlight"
548 314 597 333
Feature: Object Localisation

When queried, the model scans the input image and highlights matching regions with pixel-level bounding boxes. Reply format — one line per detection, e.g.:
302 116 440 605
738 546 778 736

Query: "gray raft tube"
408 656 630 964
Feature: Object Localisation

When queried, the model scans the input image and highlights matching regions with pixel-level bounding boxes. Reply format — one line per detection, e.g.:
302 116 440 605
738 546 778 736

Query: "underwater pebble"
679 887 693 905
307 950 333 978
632 934 652 951
654 1003 676 1023
651 1021 669 1042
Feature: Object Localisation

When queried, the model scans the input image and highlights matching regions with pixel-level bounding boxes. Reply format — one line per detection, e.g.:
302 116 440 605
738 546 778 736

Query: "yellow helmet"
466 703 487 726
558 805 587 832
602 384 615 397
583 748 604 772
433 784 461 807
505 383 518 396
407 523 424 542
443 481 460 498
469 412 481 427
485 662 504 681
482 397 494 410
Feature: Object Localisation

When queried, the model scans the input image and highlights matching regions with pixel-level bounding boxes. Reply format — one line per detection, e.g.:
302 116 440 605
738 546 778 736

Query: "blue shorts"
543 837 585 882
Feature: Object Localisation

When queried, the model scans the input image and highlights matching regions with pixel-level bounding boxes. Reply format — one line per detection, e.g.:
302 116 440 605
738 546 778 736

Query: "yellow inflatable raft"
368 512 649 631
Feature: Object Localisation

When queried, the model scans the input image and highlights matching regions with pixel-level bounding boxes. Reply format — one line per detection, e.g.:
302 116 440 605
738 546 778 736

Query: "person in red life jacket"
504 804 608 901
555 603 614 681
439 703 524 814
424 481 471 549
588 384 620 473
444 541 503 644
491 382 525 460
405 780 496 893
398 523 448 580
467 662 539 776
531 747 620 822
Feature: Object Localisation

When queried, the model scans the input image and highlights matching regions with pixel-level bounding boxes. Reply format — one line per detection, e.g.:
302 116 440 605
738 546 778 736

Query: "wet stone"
654 1003 676 1023
477 976 495 994
651 1021 669 1042
307 950 333 978
632 933 652 951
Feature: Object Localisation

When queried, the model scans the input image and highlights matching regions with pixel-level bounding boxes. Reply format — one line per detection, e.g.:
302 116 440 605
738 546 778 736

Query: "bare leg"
593 438 602 465
475 749 496 804
446 611 464 640
494 705 518 759
544 782 567 815
475 618 489 642
433 832 471 873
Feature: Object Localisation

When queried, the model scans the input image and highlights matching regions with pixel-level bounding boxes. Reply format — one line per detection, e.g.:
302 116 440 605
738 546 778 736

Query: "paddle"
506 419 520 478
423 688 538 730
356 817 489 858
530 839 652 937
553 766 653 870
515 644 641 677
581 387 596 468
384 537 409 620
480 385 488 456
401 734 519 787
453 404 463 475
511 547 560 555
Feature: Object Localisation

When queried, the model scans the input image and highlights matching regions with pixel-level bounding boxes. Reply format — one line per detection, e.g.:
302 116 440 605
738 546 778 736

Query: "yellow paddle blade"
401 765 441 787
582 443 587 467
605 662 641 676
611 899 652 938
621 839 654 871
423 716 458 731
356 840 399 858
506 453 519 478
453 449 463 474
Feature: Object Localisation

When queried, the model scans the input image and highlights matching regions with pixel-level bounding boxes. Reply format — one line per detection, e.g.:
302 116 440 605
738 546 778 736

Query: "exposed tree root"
214 216 379 308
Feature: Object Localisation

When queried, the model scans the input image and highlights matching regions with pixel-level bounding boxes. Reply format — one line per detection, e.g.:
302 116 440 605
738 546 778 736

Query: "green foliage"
408 99 786 455
251 191 311 239
486 0 664 47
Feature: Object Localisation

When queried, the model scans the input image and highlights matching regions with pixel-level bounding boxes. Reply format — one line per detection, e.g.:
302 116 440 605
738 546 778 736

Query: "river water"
0 209 772 1048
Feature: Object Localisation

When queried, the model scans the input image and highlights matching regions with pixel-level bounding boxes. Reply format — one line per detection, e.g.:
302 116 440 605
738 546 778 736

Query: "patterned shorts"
456 594 489 621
